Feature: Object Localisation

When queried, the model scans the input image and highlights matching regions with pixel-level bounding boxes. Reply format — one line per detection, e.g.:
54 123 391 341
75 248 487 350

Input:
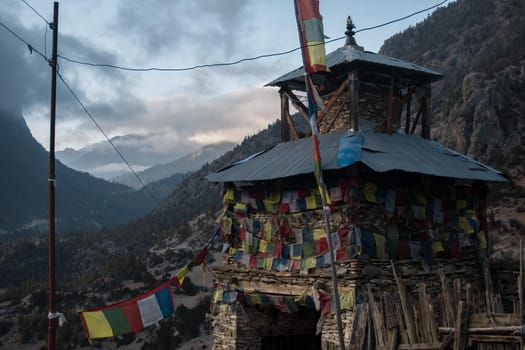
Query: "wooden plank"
367 284 386 347
348 70 359 131
391 261 418 344
468 334 521 344
439 325 523 333
453 300 469 350
398 343 443 349
440 274 455 328
468 313 521 328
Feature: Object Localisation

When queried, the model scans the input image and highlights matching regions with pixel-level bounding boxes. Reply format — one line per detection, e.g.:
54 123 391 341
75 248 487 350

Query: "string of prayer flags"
80 282 174 339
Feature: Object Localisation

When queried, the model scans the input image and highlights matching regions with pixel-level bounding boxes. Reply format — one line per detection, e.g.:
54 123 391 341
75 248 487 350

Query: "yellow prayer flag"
313 229 325 240
223 188 235 203
364 182 378 203
223 216 232 234
263 223 272 241
263 257 273 270
259 239 268 253
477 231 487 249
432 241 445 254
267 191 280 203
373 233 386 259
306 195 317 209
304 256 317 270
456 200 467 210
175 265 190 286
82 311 113 339
340 291 354 310
416 194 426 205
263 200 276 213
213 288 224 302
458 216 474 234
234 202 247 212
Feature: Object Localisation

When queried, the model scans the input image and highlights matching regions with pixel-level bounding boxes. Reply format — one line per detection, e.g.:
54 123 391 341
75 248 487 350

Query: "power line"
0 18 161 206
21 0 51 25
56 70 162 207
57 0 450 73
354 0 448 33
0 18 47 60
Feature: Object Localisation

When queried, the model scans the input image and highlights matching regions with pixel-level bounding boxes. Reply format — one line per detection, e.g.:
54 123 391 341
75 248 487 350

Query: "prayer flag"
80 282 174 339
294 0 327 73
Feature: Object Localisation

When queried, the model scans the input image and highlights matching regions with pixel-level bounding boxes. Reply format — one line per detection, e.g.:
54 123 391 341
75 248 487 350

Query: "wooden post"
410 100 424 135
279 89 299 141
405 94 411 134
349 70 359 131
47 3 59 350
453 301 469 350
421 84 431 139
392 261 418 344
280 89 290 141
518 239 525 350
387 75 394 134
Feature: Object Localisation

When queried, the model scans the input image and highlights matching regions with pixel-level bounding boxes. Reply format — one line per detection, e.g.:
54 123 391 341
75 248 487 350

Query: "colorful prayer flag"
80 282 174 339
294 0 327 73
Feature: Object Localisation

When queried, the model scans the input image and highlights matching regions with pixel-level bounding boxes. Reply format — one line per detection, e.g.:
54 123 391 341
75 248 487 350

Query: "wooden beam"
348 70 359 131
468 334 521 343
317 77 349 125
409 99 424 134
405 96 411 134
386 75 394 134
392 261 418 344
453 300 469 350
421 84 431 139
280 90 290 141
324 96 347 133
279 90 299 141
439 325 523 333
397 343 443 349
282 87 310 124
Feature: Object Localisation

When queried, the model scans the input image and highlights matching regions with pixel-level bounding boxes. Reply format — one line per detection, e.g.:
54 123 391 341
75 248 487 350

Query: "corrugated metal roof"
266 45 443 87
207 130 507 183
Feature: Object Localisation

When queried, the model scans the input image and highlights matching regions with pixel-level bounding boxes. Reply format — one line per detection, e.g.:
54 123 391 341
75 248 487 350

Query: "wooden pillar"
405 94 411 134
387 75 394 134
421 84 432 139
348 70 359 131
280 89 290 142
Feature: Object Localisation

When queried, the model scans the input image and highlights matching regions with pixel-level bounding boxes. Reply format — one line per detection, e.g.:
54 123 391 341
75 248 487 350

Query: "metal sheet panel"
267 46 443 87
207 131 507 183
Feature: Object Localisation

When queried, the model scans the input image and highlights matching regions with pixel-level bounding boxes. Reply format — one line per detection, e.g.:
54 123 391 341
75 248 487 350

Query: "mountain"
112 142 236 189
0 111 164 232
379 0 525 180
56 134 203 179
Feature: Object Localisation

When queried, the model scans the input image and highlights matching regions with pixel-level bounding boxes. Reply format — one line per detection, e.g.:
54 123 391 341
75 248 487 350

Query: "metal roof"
207 130 507 183
266 45 443 88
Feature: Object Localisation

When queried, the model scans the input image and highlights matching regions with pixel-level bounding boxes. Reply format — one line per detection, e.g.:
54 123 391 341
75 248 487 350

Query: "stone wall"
213 255 484 350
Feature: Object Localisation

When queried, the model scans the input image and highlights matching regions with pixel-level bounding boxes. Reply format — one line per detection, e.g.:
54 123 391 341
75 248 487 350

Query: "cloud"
113 0 257 63
139 86 280 145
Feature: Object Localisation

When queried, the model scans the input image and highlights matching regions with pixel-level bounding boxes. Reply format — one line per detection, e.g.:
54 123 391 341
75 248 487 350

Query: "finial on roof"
345 16 364 50
345 16 356 45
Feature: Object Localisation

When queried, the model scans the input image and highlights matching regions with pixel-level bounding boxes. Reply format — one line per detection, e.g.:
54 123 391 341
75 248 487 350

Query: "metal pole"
47 2 59 350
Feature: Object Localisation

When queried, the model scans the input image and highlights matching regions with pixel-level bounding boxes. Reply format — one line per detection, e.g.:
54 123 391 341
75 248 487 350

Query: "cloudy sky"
1 0 451 159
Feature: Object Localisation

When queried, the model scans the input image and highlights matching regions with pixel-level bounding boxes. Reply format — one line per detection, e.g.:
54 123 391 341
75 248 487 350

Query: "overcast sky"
1 0 452 155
